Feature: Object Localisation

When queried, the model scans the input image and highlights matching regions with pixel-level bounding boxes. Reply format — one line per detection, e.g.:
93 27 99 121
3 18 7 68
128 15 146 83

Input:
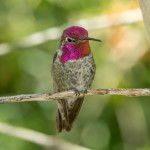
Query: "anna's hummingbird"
51 26 101 132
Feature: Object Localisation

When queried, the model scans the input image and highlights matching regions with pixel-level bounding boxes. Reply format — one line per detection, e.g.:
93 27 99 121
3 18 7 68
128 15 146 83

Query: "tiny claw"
74 89 88 97
74 89 80 97
83 89 87 94
81 89 87 97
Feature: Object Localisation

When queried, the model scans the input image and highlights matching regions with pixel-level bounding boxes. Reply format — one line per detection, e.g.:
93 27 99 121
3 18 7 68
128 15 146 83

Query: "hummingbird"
51 26 101 132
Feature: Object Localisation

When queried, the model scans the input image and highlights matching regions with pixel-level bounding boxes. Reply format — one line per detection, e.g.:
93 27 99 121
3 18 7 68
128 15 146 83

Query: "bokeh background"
0 0 150 150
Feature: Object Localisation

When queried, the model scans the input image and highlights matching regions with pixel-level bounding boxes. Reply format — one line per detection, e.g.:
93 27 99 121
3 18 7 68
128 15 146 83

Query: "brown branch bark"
0 88 150 104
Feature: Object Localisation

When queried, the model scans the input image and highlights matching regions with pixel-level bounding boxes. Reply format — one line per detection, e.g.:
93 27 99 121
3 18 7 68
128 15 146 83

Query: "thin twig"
0 122 90 150
0 88 150 104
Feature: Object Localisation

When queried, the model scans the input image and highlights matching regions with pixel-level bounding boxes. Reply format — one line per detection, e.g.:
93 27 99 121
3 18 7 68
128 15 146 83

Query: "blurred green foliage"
0 0 150 150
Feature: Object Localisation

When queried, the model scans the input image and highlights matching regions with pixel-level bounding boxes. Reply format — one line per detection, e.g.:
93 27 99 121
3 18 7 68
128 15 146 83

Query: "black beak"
81 37 102 42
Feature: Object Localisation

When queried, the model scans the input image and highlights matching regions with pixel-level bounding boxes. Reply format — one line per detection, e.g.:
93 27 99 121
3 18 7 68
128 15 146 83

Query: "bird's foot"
74 88 87 97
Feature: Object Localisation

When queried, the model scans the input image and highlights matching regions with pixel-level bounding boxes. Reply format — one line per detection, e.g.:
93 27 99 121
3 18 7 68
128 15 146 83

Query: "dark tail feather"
56 109 63 132
56 109 71 132
68 97 84 126
56 97 84 132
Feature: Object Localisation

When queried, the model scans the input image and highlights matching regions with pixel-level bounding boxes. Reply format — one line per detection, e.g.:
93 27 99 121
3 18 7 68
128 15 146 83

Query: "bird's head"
60 26 101 63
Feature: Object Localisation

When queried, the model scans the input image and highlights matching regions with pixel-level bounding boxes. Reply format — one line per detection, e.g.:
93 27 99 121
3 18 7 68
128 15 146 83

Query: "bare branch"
0 9 142 55
139 0 150 38
0 88 150 104
0 122 90 150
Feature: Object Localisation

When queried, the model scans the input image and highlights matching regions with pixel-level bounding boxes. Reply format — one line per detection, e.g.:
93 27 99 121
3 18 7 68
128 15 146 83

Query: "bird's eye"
66 37 75 43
